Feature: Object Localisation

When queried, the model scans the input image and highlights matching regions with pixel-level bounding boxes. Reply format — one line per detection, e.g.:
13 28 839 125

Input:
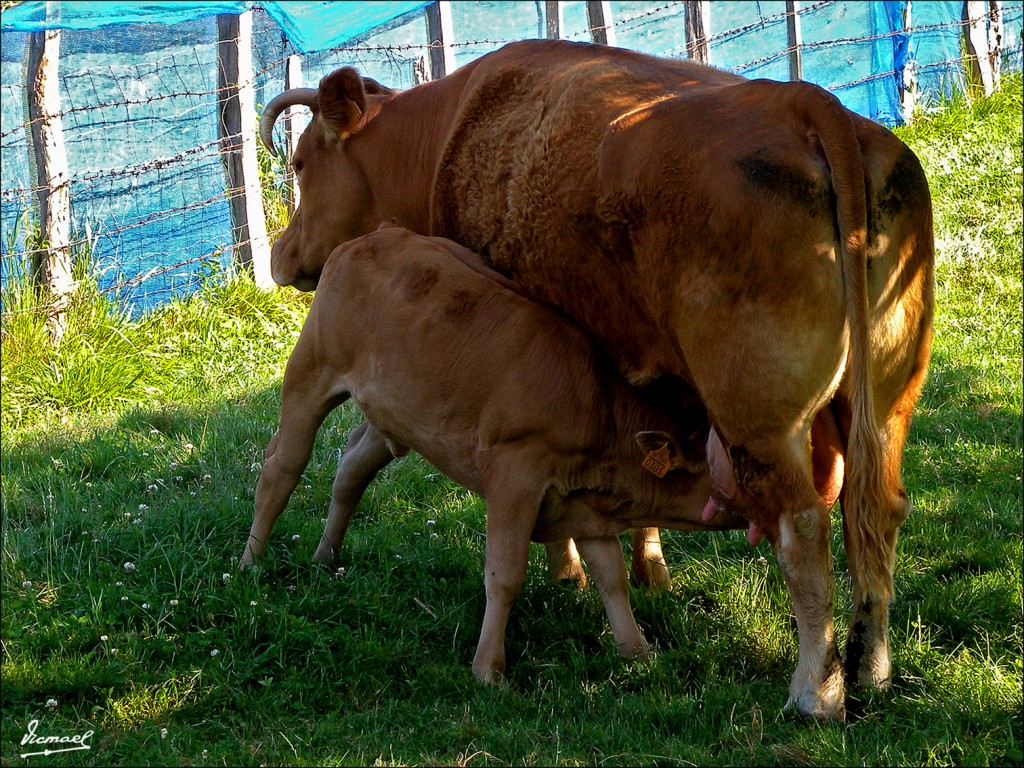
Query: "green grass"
2 75 1021 766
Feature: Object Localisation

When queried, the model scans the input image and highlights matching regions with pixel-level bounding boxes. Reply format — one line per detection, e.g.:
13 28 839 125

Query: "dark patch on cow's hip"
737 151 831 220
871 148 929 234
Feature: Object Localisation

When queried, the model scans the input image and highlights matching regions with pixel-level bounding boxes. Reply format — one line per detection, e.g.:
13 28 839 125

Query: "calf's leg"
242 340 347 568
313 421 395 565
575 537 650 658
472 465 546 684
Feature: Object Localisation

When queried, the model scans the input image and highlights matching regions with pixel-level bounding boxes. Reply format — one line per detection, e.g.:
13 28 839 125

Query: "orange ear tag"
641 443 671 479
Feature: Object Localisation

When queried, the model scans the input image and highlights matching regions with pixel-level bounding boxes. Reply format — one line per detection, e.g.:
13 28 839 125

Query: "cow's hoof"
472 666 507 687
311 544 337 567
785 665 846 721
619 636 653 659
632 558 671 590
844 638 892 691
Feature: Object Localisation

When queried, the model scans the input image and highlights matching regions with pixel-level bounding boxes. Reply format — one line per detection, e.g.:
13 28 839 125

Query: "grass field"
1 75 1021 766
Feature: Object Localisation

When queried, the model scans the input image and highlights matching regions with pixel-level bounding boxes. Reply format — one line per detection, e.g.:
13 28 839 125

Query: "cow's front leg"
575 537 650 658
545 539 587 587
774 504 845 721
629 527 671 589
313 421 395 565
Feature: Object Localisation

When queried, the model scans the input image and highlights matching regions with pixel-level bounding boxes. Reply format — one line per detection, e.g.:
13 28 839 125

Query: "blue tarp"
1 1 433 52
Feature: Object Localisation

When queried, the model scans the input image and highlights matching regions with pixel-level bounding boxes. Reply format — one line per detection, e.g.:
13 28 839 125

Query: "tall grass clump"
1 76 1021 766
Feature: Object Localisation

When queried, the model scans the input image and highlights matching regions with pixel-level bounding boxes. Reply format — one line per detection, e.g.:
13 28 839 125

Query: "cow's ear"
318 67 366 139
635 430 689 475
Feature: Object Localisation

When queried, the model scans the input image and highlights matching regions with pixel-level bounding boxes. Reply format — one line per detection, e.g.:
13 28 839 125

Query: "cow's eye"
293 160 304 175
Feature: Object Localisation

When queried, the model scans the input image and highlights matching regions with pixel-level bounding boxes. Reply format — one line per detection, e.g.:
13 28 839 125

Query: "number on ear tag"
641 443 671 479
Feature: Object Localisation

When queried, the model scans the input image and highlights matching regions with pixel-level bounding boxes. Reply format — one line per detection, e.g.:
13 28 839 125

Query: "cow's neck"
351 76 469 235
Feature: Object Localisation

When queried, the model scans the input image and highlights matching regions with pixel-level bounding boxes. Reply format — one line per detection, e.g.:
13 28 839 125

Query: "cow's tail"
797 84 891 600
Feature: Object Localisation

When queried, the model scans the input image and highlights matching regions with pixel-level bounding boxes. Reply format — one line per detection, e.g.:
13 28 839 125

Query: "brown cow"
241 227 741 683
259 39 935 720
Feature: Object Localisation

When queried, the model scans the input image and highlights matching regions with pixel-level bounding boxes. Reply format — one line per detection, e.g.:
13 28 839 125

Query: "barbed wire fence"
1 1 1021 340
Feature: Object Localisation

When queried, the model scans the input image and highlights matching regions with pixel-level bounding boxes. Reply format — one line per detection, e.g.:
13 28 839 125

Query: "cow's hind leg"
575 537 650 658
707 427 845 721
841 404 915 690
313 421 395 566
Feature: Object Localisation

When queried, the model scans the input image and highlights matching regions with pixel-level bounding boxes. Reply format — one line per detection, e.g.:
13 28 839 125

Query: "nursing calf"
241 227 739 682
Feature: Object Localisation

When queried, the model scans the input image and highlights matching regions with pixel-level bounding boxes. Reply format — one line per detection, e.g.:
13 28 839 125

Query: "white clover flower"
121 596 129 602
426 519 436 527
21 580 31 589
46 698 58 709
210 649 219 657
250 600 258 607
138 502 148 510
174 476 183 482
430 533 439 541
142 603 151 610
150 429 160 435
161 728 168 740
189 491 197 498
185 443 194 452
101 635 109 642
291 534 300 542
169 462 178 470
169 599 179 607
222 573 231 583
123 562 137 572
202 474 212 483
146 485 158 493
115 581 124 587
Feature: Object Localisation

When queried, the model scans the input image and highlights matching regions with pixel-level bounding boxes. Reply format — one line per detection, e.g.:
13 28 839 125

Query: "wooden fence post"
986 0 1003 91
685 1 710 64
26 27 74 345
899 1 917 118
426 1 455 80
786 0 803 81
963 0 996 96
217 11 273 289
587 1 616 46
545 0 564 39
284 53 303 214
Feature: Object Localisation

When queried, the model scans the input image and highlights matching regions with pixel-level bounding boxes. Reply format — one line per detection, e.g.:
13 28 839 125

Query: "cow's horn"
260 88 318 157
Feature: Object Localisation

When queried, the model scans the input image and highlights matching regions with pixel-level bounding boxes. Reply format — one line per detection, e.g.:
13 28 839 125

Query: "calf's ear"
318 67 367 139
635 431 689 473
